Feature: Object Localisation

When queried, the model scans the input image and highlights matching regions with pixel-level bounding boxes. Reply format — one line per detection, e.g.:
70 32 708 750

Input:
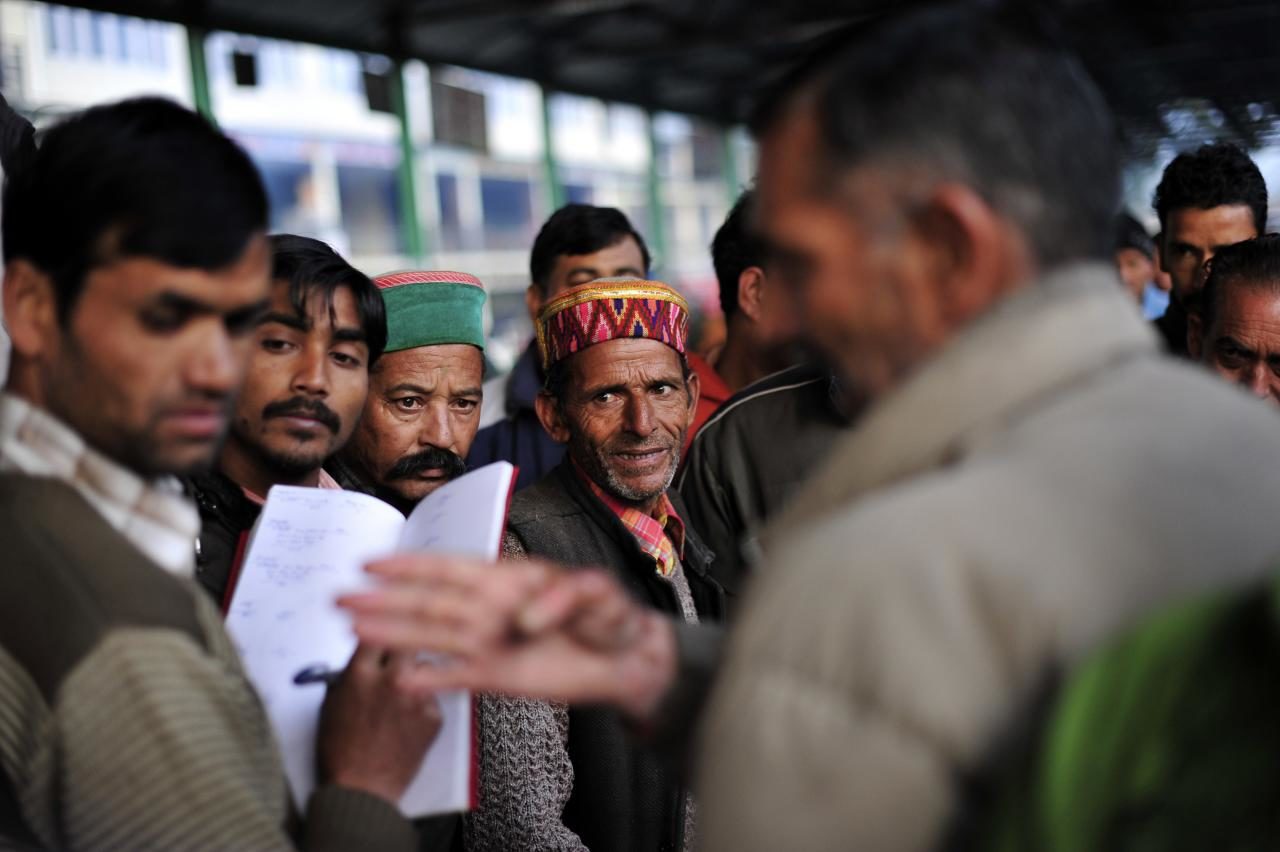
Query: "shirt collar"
0 391 201 578
765 262 1157 542
572 458 686 572
240 467 343 506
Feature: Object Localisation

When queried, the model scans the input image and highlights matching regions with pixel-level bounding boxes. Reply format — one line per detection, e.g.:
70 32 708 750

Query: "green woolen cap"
373 270 487 353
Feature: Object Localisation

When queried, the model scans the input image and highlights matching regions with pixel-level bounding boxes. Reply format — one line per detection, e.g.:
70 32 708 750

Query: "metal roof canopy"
46 0 1280 156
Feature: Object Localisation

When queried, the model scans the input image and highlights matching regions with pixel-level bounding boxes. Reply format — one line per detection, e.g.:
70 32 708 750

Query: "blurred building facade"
0 0 755 376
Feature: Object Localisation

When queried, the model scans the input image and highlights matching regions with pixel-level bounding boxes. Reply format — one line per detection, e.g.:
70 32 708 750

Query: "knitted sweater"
0 473 417 851
465 533 586 852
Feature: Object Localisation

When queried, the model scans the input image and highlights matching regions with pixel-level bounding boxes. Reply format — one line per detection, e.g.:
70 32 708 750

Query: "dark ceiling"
47 0 1280 156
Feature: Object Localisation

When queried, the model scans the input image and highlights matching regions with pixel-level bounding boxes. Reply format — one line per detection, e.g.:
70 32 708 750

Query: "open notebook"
225 461 516 818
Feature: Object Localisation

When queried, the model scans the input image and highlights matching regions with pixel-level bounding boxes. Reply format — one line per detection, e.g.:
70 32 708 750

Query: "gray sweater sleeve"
466 695 586 852
465 532 587 852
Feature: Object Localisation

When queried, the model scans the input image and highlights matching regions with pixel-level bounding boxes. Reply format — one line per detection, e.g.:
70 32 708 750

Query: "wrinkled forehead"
372 343 484 384
1210 276 1280 326
566 337 684 387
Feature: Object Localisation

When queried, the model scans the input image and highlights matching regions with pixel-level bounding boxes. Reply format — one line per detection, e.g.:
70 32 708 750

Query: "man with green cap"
330 270 488 512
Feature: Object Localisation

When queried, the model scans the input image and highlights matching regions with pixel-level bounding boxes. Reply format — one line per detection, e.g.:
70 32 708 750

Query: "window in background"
43 6 166 68
435 171 464 252
563 183 592 205
256 159 312 234
480 175 534 250
337 163 404 257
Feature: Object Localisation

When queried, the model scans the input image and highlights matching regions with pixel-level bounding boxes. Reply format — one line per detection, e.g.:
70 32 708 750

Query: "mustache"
261 396 340 434
385 446 468 481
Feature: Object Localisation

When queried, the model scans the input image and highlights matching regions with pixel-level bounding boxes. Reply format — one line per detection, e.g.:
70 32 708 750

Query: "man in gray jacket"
339 4 1280 850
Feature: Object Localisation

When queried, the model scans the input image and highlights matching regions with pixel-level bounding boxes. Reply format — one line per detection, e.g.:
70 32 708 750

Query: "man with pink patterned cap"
329 270 487 511
468 277 724 852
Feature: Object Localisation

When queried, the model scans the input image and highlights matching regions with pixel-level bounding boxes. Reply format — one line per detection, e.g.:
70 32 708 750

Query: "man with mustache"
330 271 487 512
467 278 723 852
188 233 387 606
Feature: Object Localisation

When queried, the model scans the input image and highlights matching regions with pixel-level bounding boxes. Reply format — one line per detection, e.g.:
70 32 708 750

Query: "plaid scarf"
576 462 686 578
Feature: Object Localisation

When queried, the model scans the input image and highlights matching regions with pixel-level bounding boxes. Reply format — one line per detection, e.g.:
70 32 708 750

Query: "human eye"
261 337 295 353
331 349 363 368
139 304 192 334
1217 344 1246 367
393 396 424 412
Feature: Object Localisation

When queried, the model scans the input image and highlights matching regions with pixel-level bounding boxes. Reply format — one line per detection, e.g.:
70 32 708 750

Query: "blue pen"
293 664 339 686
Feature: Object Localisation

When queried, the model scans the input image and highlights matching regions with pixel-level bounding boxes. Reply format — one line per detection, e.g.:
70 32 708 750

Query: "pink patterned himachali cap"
536 277 691 370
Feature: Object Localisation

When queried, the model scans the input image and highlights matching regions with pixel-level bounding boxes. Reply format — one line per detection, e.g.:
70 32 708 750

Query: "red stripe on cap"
373 270 485 290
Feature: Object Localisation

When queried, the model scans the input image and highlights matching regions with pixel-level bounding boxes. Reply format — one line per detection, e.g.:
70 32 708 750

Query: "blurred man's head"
339 271 487 511
526 204 650 324
750 3 1118 399
1153 142 1266 306
2 97 270 477
1113 213 1157 302
712 189 797 373
220 235 385 495
1188 235 1280 407
535 279 698 510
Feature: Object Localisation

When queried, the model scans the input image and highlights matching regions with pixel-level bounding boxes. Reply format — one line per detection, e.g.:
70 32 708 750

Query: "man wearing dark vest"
0 97 438 850
468 278 723 852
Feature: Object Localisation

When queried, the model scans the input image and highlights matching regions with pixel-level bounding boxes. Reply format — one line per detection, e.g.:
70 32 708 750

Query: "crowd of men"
4 1 1280 850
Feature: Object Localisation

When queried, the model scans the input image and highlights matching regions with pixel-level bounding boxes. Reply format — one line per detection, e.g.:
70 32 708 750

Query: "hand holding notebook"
225 461 516 817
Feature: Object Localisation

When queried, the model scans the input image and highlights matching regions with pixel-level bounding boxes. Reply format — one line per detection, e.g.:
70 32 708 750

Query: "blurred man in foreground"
469 205 650 491
340 4 1280 850
0 98 436 850
330 271 487 512
1189 234 1280 407
1153 141 1266 356
188 234 386 604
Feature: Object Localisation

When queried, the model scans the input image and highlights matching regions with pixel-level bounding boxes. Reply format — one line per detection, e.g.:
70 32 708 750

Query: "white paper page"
225 487 404 814
394 461 515 813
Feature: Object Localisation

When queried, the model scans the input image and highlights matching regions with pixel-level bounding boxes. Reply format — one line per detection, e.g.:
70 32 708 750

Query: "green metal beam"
541 87 566 212
391 61 425 264
185 26 214 124
646 111 667 274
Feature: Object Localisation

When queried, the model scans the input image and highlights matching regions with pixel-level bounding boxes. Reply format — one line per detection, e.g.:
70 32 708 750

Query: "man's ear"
534 391 571 444
910 183 1025 322
684 367 701 421
1187 311 1205 360
525 283 544 327
3 259 59 360
736 266 767 324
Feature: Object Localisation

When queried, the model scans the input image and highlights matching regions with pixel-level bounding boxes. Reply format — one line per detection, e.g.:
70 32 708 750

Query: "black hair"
1152 142 1268 235
529 204 651 292
1114 212 1155 258
750 1 1119 269
2 96 268 322
711 189 766 319
1199 234 1280 329
268 234 387 365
